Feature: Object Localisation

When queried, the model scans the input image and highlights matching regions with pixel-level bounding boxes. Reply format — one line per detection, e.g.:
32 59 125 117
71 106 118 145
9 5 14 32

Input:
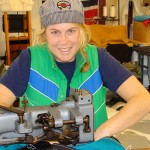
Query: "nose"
59 33 68 44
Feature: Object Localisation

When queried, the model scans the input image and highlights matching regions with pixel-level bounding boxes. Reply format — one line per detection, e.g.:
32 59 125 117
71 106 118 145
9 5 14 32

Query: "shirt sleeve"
98 47 133 92
0 49 31 97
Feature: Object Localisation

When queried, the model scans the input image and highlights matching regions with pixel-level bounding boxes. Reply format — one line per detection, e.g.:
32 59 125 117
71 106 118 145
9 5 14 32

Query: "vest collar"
46 44 86 73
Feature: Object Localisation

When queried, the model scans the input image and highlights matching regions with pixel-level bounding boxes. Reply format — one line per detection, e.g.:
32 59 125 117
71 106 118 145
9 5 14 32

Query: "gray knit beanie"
39 0 84 28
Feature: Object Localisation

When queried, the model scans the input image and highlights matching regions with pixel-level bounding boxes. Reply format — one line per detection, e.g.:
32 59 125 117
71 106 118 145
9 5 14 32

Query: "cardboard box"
133 21 150 43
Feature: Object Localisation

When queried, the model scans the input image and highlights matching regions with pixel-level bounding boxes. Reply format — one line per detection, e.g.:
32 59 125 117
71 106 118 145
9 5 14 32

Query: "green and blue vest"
24 44 108 130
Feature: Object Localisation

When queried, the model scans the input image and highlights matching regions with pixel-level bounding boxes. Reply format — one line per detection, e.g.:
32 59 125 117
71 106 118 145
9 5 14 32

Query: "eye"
67 29 77 36
51 30 59 35
68 29 76 34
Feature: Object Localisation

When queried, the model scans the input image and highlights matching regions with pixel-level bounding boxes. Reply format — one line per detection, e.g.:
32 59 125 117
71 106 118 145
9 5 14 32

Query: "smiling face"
44 23 80 62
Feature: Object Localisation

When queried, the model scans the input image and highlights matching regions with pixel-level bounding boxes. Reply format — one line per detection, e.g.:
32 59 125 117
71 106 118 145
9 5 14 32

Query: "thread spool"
110 5 116 18
103 6 108 17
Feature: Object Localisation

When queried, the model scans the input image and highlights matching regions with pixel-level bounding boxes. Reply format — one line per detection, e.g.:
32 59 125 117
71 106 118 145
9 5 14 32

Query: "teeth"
59 48 70 52
59 48 68 50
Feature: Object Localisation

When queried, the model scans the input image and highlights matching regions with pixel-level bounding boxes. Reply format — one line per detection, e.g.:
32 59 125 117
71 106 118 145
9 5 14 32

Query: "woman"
0 0 150 142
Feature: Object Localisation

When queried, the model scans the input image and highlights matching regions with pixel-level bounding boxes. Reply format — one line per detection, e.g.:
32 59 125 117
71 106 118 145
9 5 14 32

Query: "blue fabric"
0 138 125 150
134 15 150 22
0 144 26 150
80 68 102 95
73 138 125 150
29 68 59 102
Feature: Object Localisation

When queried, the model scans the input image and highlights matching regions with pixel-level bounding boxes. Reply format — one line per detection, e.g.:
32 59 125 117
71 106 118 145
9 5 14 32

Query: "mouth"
58 48 71 53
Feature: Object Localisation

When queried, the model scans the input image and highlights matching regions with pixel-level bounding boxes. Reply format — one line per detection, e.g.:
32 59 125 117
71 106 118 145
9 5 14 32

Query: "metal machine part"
0 89 94 145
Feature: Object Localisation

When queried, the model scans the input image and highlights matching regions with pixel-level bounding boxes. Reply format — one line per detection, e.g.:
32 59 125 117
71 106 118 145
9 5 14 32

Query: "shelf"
94 17 120 23
85 17 120 25
3 11 32 65
9 36 29 41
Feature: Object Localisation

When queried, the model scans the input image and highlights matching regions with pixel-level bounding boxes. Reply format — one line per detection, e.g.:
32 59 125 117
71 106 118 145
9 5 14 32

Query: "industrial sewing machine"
0 89 94 146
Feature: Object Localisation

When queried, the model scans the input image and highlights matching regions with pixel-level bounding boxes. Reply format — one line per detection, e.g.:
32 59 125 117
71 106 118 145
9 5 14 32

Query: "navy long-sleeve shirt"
0 47 132 97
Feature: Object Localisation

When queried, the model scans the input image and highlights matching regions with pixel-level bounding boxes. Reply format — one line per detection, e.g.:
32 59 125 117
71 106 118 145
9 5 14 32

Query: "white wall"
106 0 145 25
0 12 6 62
31 0 42 42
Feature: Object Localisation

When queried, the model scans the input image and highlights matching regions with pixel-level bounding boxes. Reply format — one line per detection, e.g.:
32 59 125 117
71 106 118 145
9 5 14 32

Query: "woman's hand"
94 124 111 141
94 76 150 141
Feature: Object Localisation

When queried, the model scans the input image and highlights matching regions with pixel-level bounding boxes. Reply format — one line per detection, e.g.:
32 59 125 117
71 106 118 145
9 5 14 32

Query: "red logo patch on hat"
57 1 71 10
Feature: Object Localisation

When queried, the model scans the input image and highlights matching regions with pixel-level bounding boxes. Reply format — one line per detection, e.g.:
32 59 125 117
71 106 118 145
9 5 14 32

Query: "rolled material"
103 6 108 17
110 5 116 18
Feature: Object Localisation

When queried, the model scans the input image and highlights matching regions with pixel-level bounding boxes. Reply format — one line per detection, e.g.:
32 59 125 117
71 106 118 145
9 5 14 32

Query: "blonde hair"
34 23 91 72
76 23 91 72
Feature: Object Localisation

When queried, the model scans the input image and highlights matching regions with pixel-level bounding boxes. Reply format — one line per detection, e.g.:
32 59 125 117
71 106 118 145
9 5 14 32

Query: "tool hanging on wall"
143 0 150 6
